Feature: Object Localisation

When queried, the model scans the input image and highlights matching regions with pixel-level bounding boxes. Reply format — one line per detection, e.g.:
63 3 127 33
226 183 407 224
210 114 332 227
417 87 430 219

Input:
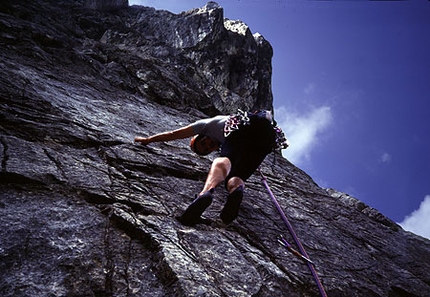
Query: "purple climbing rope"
258 168 328 297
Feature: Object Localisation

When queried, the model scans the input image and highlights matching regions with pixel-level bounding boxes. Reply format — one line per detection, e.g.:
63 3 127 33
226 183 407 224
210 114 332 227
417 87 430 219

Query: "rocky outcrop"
85 0 129 11
1 0 429 296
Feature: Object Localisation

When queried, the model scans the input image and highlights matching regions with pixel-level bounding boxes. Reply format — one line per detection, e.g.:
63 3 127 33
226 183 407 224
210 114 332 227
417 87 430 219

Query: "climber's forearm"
147 131 178 143
134 125 195 145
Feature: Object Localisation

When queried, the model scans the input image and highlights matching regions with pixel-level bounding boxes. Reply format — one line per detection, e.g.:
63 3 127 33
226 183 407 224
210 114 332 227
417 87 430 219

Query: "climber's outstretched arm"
134 125 195 145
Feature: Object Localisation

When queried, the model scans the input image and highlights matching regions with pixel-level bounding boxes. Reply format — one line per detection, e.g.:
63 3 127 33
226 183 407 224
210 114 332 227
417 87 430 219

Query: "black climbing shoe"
178 189 214 226
220 185 243 224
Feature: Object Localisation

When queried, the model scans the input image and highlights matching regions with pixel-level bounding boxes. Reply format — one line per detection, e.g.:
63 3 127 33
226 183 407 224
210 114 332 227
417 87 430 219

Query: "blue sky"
129 0 430 240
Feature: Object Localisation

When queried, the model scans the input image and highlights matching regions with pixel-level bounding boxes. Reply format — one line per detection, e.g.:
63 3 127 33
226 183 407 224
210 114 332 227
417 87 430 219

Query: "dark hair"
190 134 208 155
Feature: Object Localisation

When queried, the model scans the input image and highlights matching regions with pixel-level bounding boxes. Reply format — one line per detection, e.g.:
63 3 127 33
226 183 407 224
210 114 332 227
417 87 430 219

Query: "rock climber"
134 109 288 226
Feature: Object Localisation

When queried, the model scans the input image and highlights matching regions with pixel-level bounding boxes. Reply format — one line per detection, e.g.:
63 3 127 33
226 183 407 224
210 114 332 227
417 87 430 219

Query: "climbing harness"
258 168 328 297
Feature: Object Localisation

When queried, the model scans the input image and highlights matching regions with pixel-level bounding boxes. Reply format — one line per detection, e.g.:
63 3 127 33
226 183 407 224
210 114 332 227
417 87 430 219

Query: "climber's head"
190 135 220 155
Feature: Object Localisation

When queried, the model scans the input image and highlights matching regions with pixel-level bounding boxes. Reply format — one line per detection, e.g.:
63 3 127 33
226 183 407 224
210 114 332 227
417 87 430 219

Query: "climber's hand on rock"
134 136 151 145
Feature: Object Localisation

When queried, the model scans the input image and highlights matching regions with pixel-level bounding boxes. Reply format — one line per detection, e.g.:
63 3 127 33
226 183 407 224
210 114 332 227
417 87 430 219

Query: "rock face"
0 1 429 296
85 0 129 11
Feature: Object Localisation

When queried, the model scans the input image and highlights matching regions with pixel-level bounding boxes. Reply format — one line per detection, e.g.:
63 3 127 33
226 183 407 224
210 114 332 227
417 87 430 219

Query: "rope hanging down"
258 168 328 297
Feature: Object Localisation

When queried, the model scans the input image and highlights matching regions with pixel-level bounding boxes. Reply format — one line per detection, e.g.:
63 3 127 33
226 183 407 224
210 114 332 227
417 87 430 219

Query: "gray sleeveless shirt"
190 115 228 144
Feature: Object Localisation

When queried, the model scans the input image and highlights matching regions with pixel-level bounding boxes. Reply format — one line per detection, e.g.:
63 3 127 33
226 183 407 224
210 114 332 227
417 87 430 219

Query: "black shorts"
220 112 276 184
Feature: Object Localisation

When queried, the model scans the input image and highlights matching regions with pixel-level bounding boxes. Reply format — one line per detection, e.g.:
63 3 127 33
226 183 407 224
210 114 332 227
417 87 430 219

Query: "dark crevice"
80 187 153 216
103 205 184 296
0 172 46 185
1 136 8 172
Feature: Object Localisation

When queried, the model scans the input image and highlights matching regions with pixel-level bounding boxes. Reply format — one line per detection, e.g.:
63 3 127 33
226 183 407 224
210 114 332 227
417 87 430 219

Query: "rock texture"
84 0 128 11
0 1 429 296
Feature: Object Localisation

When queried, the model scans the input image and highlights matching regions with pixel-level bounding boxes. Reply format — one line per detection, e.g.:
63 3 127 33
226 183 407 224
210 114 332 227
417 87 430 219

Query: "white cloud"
398 195 430 240
129 0 144 5
275 106 332 165
380 152 392 164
